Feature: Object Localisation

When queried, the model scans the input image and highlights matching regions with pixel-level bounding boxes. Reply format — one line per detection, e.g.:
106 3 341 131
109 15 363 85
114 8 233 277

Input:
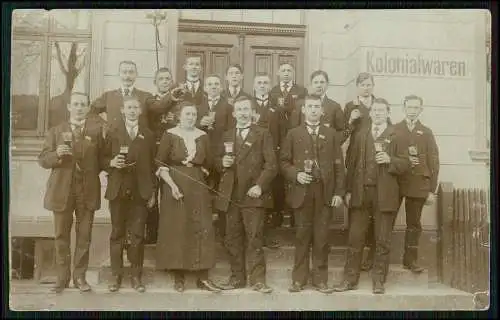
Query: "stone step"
11 280 475 311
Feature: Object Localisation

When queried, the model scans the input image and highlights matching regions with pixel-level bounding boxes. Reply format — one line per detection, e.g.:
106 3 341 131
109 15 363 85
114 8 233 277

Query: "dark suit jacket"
346 124 410 212
181 80 205 106
269 84 307 131
221 88 252 105
90 88 153 130
280 124 345 209
103 120 157 201
214 125 278 212
253 97 287 152
394 120 440 198
196 96 235 157
144 90 177 142
38 116 106 212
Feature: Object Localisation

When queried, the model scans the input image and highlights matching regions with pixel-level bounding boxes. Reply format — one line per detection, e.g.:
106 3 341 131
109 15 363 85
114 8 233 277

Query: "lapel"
316 125 327 152
377 125 395 150
236 126 258 163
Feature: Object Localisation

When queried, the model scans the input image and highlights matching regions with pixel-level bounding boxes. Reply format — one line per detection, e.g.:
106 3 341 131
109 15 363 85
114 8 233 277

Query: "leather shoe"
333 280 358 292
108 276 122 292
217 279 246 290
313 283 334 294
252 282 273 294
50 279 70 293
372 281 385 294
131 277 146 293
288 281 304 293
403 262 425 274
73 277 91 292
197 279 221 293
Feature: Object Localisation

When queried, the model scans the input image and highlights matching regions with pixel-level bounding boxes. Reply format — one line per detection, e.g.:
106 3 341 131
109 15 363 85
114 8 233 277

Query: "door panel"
243 35 304 91
177 32 240 83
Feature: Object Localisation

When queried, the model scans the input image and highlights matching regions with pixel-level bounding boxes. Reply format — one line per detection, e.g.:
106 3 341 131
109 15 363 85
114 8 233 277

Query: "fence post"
437 182 454 286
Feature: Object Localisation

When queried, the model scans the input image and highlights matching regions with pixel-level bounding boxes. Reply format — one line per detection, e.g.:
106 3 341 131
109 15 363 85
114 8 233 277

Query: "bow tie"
208 98 219 103
236 125 251 130
256 97 268 103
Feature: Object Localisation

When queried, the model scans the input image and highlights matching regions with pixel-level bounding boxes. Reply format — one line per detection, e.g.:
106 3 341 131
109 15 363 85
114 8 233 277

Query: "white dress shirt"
406 118 417 132
236 123 251 140
305 121 320 136
229 86 241 97
208 95 220 110
372 122 387 139
280 81 292 93
186 78 200 93
121 86 135 96
70 119 86 133
125 119 139 139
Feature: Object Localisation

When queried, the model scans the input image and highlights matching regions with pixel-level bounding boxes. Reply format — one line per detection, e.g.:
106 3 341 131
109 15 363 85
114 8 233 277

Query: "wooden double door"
176 31 305 94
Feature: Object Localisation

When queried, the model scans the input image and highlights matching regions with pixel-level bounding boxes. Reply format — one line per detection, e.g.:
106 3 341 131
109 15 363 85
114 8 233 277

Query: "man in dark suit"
104 95 157 293
269 62 308 132
307 70 344 134
280 95 345 294
222 64 252 105
90 60 153 130
395 94 440 273
334 99 410 294
196 74 235 241
214 96 278 293
342 72 378 271
252 73 287 248
38 92 107 293
180 55 205 106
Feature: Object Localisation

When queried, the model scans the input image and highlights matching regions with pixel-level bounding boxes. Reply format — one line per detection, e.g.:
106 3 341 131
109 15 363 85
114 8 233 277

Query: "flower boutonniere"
138 134 144 139
416 130 424 135
319 134 326 140
85 136 92 142
292 94 298 99
245 141 252 147
384 138 391 144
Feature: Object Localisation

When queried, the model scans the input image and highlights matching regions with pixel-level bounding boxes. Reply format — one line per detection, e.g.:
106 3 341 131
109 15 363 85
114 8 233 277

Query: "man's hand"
375 151 391 164
165 112 175 123
349 109 361 124
297 172 313 185
222 155 235 168
110 154 126 169
409 156 420 167
331 195 343 208
344 193 352 208
425 192 436 206
147 192 156 209
247 185 262 198
56 145 72 158
200 115 215 127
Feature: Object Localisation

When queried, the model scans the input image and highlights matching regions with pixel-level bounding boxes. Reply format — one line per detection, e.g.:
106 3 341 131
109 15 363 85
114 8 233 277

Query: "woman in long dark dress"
155 101 221 293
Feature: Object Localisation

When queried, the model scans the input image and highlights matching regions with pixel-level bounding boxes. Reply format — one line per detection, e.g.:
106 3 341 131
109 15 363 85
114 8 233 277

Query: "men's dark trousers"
343 186 397 284
403 196 426 265
109 194 148 278
53 174 95 284
224 204 267 285
292 181 332 286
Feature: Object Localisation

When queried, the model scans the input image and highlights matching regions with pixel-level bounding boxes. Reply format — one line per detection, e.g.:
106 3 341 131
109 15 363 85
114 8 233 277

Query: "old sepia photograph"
8 8 491 311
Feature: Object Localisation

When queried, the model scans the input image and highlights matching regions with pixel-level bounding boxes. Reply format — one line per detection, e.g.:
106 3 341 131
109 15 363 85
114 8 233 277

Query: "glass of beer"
62 131 73 148
408 145 418 156
374 142 384 154
224 142 234 156
304 159 314 174
207 111 216 130
120 145 129 161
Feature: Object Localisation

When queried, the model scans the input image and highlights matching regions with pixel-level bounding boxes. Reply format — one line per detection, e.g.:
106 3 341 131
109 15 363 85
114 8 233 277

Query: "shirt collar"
372 122 388 133
155 90 169 98
186 77 200 84
229 86 241 96
281 81 292 89
236 122 252 129
121 86 134 95
358 95 372 105
406 118 418 125
208 95 220 102
125 119 139 128
70 118 86 128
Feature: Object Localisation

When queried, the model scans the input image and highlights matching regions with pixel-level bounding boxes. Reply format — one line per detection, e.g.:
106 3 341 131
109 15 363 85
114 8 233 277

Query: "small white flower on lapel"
85 136 92 141
292 94 298 99
138 134 144 139
416 130 423 135
323 123 330 128
384 139 391 144
269 108 275 112
319 134 326 140
245 141 252 147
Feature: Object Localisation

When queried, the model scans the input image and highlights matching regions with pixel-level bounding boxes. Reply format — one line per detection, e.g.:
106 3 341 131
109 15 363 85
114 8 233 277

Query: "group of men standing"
38 55 439 295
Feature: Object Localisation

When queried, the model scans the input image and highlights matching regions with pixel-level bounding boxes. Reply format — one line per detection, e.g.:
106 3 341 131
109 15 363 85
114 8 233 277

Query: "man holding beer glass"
280 95 345 293
395 94 440 274
335 99 410 294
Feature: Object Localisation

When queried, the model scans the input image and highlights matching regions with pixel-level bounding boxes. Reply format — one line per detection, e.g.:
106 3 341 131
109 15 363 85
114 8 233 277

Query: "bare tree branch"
54 42 68 75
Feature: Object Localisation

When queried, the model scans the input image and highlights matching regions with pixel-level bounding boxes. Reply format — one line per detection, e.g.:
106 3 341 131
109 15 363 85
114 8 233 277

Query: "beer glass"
304 159 314 174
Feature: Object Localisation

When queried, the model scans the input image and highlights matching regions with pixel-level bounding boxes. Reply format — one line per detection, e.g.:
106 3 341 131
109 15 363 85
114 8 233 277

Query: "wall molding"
178 19 306 38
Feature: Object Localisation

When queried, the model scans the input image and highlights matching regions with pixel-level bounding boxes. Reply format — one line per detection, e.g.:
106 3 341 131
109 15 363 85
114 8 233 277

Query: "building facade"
10 9 490 257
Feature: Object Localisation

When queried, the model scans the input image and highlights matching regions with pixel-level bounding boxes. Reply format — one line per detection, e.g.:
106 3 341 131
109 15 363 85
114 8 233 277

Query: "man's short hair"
279 62 295 70
204 74 222 82
233 95 253 108
310 70 329 83
184 55 201 63
122 95 141 107
154 67 172 80
118 60 137 71
304 94 322 102
254 73 271 79
70 91 90 104
226 63 243 74
372 97 391 111
356 72 374 86
403 94 424 107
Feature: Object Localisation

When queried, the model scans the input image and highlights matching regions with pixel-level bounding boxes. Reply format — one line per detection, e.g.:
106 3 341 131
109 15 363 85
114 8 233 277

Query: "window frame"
11 11 92 140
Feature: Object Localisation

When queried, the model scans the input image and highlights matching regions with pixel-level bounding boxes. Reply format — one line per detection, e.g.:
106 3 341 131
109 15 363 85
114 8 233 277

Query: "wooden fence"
437 182 490 294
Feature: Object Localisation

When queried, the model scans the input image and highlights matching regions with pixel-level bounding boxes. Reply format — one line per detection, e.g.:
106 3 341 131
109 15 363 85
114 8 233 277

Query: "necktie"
308 125 318 141
72 124 83 141
128 126 136 140
408 120 415 132
256 97 268 106
372 126 379 139
283 83 289 96
189 81 196 95
209 99 218 110
124 88 130 96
